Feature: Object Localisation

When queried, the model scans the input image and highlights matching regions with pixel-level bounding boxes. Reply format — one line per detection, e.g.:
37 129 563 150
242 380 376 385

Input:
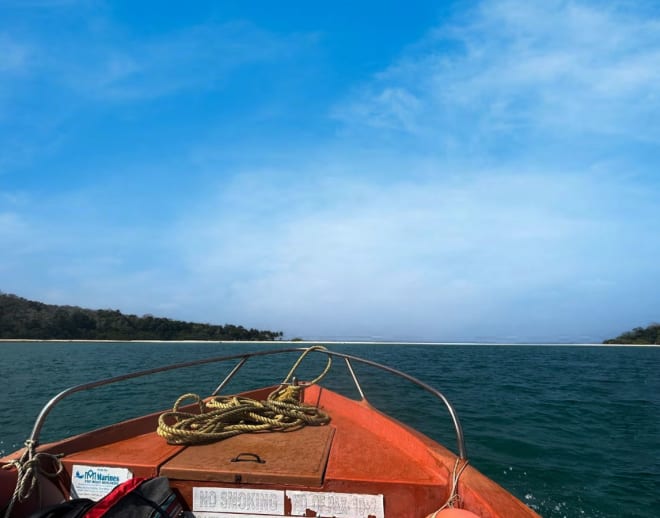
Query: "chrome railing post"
212 356 249 396
344 358 367 401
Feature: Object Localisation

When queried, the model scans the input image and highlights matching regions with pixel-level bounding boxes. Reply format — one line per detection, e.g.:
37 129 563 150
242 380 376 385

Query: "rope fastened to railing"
426 458 470 518
157 346 332 445
2 440 64 518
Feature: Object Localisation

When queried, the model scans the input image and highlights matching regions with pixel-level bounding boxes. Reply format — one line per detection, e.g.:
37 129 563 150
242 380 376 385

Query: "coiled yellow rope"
157 346 332 445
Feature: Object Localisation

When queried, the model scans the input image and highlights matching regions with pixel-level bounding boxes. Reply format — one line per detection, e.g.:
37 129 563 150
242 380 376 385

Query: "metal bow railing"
27 346 467 459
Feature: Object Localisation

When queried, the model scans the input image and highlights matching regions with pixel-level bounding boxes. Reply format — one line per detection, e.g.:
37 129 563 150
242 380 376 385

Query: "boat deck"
1 379 540 517
49 385 449 516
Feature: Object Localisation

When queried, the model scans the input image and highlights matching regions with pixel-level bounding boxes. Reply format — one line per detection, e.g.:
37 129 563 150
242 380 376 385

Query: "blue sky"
1 0 659 342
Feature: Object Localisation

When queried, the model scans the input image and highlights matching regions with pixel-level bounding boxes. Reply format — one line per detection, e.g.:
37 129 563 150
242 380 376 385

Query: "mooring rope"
157 346 332 445
2 439 64 518
427 458 470 518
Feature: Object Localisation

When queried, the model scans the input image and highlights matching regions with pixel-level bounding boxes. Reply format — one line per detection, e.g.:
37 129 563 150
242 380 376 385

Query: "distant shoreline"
0 339 657 347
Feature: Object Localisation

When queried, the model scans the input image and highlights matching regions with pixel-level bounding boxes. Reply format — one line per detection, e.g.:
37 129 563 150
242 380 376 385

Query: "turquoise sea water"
0 342 658 517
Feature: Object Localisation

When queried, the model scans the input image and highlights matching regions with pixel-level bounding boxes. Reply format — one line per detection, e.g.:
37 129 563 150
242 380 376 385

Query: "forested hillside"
0 293 282 341
603 323 659 344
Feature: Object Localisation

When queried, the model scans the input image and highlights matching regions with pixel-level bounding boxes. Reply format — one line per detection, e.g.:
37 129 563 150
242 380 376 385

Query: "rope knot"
269 383 302 403
2 440 64 518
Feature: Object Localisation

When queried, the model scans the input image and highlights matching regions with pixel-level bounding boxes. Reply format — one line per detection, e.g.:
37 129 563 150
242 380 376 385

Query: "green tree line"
603 323 660 344
0 293 283 341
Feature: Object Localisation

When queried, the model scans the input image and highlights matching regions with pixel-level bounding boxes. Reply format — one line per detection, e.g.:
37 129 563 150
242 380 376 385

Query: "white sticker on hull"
190 487 384 517
193 487 285 515
70 464 133 501
287 490 384 518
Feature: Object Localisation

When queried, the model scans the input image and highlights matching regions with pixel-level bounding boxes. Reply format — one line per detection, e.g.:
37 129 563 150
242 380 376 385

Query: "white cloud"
168 163 656 340
336 1 660 142
339 87 422 133
4 155 656 341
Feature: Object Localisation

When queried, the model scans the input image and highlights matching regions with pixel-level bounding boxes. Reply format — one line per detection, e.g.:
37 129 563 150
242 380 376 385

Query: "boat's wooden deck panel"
60 431 183 479
160 425 335 486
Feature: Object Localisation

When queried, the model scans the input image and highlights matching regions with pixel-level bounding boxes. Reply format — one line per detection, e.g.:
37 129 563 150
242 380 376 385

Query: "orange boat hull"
1 384 538 518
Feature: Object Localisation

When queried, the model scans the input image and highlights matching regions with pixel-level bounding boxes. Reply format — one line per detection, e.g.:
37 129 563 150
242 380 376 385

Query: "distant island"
0 293 283 341
603 323 659 344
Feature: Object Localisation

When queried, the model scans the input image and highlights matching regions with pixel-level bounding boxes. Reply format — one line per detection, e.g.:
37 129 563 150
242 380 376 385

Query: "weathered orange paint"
1 385 540 518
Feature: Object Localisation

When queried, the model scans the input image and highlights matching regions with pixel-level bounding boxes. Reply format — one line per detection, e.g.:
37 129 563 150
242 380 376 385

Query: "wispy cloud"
162 0 660 340
2 0 659 341
336 1 660 145
4 152 656 340
165 160 658 341
0 17 311 102
51 21 312 101
0 8 316 169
